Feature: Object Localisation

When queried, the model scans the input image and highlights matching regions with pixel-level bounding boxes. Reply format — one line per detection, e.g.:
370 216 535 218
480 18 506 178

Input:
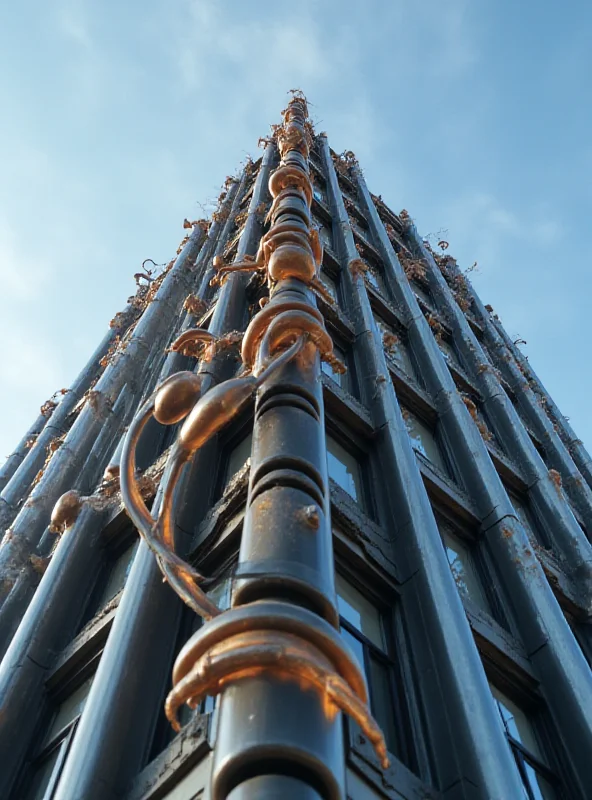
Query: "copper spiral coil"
117 92 389 768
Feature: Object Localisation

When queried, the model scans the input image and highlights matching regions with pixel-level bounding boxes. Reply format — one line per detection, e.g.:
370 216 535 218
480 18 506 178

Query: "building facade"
1 94 592 800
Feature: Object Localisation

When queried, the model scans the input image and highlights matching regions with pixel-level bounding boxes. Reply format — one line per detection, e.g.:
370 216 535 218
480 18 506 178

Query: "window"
439 526 492 615
319 269 338 301
313 182 326 204
510 493 548 547
402 409 450 476
223 433 253 490
490 685 558 799
317 222 333 251
439 337 461 368
24 675 95 799
175 576 232 727
321 346 350 393
336 575 404 762
96 541 138 609
365 267 384 294
326 436 363 504
373 316 415 379
411 281 432 307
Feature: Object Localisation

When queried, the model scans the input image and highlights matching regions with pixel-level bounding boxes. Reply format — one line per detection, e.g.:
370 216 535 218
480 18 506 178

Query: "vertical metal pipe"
0 322 128 530
0 226 208 605
0 505 109 797
493 317 592 491
209 103 346 800
0 412 49 493
353 170 592 795
323 141 523 798
50 162 262 800
401 226 592 603
461 269 592 532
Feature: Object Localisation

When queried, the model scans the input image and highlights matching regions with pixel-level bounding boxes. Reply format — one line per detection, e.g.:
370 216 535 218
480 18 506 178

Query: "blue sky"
1 0 591 460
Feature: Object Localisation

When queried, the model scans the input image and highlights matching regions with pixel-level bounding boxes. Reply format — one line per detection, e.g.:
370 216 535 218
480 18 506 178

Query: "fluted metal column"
51 164 259 800
493 316 592 492
323 141 523 798
209 100 345 800
353 169 592 796
0 224 208 610
403 227 592 604
0 411 48 493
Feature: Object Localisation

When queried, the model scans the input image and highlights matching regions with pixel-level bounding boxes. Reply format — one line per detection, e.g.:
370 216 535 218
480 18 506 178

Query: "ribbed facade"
1 99 591 800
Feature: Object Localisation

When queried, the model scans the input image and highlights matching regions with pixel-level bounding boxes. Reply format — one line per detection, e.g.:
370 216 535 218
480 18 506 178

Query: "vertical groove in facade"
0 99 591 800
0 411 49 493
493 317 592 489
353 168 592 794
323 144 525 797
50 162 262 800
404 228 592 598
461 263 592 530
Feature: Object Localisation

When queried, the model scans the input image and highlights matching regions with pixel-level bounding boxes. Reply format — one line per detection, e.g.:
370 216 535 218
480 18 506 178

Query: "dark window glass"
321 346 350 393
439 337 461 368
319 270 338 300
402 409 449 476
326 437 362 503
440 529 491 614
223 433 253 491
96 541 138 609
490 685 558 799
175 576 232 727
336 575 402 760
373 316 415 379
317 222 333 250
411 281 432 307
365 267 384 294
510 493 547 547
24 675 95 798
313 183 326 203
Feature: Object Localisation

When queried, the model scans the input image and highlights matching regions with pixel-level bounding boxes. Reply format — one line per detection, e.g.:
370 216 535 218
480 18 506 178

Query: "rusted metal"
119 92 387 797
49 490 83 534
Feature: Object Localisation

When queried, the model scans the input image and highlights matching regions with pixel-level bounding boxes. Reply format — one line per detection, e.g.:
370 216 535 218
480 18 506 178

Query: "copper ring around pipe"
172 599 366 699
165 629 389 770
241 301 324 368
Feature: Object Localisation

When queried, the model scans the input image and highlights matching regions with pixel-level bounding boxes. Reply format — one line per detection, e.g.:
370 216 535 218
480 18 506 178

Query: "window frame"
334 561 418 773
372 313 417 382
434 510 509 628
489 683 562 800
401 405 455 481
18 650 101 800
216 413 255 501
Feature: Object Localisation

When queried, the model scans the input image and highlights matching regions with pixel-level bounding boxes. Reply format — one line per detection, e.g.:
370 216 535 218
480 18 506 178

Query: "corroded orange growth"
49 490 82 533
119 92 388 771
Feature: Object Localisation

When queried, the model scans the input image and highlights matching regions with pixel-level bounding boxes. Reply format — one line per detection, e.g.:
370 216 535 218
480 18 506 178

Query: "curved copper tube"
170 328 217 354
165 630 389 770
120 337 306 621
120 397 220 620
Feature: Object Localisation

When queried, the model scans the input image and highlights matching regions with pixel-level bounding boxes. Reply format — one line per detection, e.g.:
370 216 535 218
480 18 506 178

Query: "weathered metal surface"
325 146 524 797
117 95 383 800
355 171 592 796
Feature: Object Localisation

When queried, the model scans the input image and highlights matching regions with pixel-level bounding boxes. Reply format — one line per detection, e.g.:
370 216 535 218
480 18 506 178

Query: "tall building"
0 93 591 800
